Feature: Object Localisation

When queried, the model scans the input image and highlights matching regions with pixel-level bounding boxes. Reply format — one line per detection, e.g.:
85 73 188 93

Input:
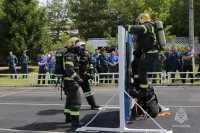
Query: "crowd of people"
6 51 29 79
148 45 200 84
6 51 56 85
6 44 200 84
89 48 119 84
5 48 120 84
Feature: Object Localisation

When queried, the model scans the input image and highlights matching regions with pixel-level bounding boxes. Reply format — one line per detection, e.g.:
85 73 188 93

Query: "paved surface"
0 86 199 133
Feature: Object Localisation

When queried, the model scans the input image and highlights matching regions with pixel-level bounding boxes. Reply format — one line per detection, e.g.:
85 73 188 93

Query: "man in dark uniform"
78 42 100 110
98 49 109 84
90 52 97 74
20 51 29 78
152 52 166 84
171 47 183 83
164 47 172 77
93 49 101 73
182 46 194 84
6 52 18 79
63 37 83 127
124 13 159 117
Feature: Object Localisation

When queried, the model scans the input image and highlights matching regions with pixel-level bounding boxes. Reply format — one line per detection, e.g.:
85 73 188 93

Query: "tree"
47 0 69 43
0 0 51 60
68 0 110 39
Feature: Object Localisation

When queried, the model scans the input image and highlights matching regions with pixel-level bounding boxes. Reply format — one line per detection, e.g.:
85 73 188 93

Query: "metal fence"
1 72 200 86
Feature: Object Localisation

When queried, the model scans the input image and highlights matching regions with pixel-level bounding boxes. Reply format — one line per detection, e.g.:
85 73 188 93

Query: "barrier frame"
76 26 172 133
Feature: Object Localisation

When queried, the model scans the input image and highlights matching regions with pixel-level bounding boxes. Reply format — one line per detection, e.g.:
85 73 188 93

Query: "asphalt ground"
0 86 199 133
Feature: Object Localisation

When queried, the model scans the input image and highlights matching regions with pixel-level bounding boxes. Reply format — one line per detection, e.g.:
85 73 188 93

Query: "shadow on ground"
37 109 63 116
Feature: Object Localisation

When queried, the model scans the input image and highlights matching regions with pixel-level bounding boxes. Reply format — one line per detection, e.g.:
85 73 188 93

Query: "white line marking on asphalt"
0 89 33 98
0 128 65 133
0 102 120 107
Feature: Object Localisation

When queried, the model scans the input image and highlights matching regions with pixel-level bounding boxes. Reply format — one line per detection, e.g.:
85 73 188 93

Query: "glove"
74 75 83 84
84 73 90 79
124 25 129 31
78 79 83 85
89 74 95 79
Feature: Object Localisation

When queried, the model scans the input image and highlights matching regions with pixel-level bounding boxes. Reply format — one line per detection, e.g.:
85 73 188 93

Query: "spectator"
47 52 56 84
38 54 47 84
98 49 108 84
171 47 183 83
6 52 18 79
152 53 166 84
182 47 194 84
20 51 29 78
90 52 97 74
93 49 101 73
164 47 172 77
108 50 119 84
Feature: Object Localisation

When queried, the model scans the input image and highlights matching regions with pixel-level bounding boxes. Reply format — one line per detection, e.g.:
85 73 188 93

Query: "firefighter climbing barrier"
76 26 173 133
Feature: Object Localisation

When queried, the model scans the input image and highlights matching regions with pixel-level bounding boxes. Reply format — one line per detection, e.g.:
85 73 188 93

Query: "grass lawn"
0 66 54 86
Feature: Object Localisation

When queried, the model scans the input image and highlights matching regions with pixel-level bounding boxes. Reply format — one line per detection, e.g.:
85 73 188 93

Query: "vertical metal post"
189 0 195 68
118 26 126 133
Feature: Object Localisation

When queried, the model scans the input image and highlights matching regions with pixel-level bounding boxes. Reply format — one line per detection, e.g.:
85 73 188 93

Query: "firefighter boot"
71 115 83 127
86 95 100 110
65 114 71 123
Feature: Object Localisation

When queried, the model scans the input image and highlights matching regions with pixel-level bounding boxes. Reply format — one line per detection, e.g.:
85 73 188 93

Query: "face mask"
74 43 81 52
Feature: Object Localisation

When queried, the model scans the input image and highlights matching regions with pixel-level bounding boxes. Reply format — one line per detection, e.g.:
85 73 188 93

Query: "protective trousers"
132 53 158 93
80 78 96 106
64 81 81 117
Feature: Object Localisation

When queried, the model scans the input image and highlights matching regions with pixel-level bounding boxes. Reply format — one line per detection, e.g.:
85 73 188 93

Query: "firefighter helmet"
66 37 80 49
136 13 151 24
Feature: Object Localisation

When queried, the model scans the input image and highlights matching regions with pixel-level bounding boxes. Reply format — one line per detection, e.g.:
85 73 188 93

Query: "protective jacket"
64 49 81 82
78 50 94 79
127 22 157 53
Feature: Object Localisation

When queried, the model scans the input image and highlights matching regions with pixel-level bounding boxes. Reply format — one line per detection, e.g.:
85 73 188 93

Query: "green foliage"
47 0 69 42
51 33 70 52
86 44 95 54
68 0 110 39
0 0 51 60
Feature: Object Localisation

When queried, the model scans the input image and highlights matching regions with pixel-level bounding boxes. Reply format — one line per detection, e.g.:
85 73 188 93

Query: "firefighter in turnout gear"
124 13 160 118
63 37 84 127
78 42 100 110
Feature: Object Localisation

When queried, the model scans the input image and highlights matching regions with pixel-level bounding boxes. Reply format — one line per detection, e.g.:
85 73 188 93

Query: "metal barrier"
0 74 32 85
168 72 200 85
33 74 57 86
1 72 200 86
97 73 119 85
147 72 166 85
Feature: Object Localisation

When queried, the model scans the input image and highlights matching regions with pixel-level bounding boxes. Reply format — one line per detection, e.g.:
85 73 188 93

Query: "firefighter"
124 13 159 117
63 37 83 127
78 42 100 110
